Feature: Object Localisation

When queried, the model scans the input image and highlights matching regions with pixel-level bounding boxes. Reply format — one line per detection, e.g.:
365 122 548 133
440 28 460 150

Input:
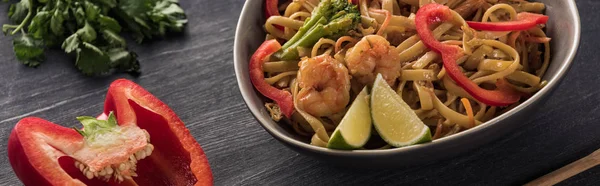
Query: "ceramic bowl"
234 0 581 167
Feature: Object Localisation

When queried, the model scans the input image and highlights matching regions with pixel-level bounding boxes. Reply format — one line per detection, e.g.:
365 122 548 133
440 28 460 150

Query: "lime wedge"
327 87 372 150
371 74 431 147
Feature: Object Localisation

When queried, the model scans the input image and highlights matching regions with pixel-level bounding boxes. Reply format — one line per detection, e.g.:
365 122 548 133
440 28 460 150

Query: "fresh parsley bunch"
2 0 187 75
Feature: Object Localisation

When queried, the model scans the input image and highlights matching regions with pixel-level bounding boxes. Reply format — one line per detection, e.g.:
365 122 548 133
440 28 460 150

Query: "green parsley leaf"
13 34 44 67
50 10 65 36
98 15 121 32
73 6 86 26
62 33 79 53
116 0 187 43
101 29 125 47
3 0 187 76
94 0 117 8
118 0 151 16
83 1 100 22
76 42 111 75
8 0 30 23
28 11 51 39
107 48 140 74
149 1 188 34
75 21 97 43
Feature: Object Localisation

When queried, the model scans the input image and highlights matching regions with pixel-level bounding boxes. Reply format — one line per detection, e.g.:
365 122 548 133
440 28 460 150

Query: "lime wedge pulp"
371 74 431 147
327 87 372 150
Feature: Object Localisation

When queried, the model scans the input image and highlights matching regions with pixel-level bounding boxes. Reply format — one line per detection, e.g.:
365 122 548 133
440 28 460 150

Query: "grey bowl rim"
233 0 581 157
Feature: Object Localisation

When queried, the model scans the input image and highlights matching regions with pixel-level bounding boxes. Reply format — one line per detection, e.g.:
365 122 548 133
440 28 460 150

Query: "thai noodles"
252 0 549 149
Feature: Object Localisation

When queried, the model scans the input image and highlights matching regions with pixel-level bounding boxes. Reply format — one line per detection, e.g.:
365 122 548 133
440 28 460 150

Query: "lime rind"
370 74 432 147
327 130 356 150
416 129 432 144
327 87 372 150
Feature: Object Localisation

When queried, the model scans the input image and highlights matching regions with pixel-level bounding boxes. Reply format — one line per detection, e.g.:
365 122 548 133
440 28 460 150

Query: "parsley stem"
10 0 33 35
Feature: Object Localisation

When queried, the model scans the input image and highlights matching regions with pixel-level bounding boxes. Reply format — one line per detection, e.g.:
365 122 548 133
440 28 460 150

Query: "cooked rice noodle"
258 0 550 147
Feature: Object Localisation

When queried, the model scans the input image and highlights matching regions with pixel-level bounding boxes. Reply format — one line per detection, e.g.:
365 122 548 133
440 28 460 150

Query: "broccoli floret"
276 0 360 60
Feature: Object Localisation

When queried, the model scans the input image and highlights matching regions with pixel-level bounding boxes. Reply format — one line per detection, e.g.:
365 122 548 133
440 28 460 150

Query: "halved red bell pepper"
8 79 213 186
415 3 521 106
466 12 549 31
249 40 295 118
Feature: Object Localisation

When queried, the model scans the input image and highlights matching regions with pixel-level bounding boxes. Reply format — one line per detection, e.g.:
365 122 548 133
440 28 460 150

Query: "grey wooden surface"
0 0 599 185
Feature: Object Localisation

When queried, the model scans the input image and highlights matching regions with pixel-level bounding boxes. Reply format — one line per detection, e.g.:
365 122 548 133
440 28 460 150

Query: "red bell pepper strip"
265 0 279 18
415 4 520 106
466 12 549 31
265 0 284 30
249 40 295 118
8 79 213 186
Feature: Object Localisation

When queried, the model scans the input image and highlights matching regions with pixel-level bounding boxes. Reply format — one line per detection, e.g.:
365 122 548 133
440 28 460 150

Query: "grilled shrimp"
297 55 351 117
345 35 402 86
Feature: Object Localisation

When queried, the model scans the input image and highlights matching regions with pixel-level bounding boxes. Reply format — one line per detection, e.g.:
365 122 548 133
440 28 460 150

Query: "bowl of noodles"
234 0 580 167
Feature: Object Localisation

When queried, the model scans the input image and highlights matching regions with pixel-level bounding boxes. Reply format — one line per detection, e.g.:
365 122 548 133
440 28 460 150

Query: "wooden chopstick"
525 148 600 186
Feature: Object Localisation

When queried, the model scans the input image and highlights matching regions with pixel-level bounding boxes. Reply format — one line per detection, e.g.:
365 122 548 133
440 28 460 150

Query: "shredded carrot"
368 8 391 36
524 36 552 43
461 98 475 128
508 31 521 48
432 119 444 140
334 36 358 53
